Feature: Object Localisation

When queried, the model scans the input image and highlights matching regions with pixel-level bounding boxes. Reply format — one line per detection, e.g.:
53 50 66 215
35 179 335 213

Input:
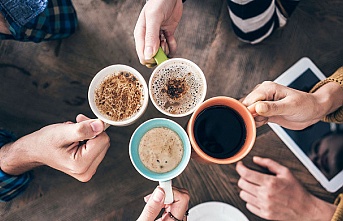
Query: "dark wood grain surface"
1 0 343 220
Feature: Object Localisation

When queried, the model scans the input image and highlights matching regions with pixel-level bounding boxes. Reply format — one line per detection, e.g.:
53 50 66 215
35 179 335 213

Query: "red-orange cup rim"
187 96 256 164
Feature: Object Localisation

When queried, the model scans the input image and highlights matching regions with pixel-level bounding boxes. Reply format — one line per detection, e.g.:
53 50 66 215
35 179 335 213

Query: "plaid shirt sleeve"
0 130 32 202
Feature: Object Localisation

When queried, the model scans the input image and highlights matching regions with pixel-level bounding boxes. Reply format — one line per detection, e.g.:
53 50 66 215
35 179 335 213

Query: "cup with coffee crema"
187 96 256 164
88 65 149 127
129 118 191 204
149 48 207 117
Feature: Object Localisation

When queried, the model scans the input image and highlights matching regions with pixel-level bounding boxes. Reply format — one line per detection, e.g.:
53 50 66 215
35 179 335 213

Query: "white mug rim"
149 58 207 118
88 64 149 126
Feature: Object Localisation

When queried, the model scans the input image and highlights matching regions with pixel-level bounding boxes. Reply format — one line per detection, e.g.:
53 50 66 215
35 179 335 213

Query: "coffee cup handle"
154 47 169 65
159 180 173 204
103 122 110 130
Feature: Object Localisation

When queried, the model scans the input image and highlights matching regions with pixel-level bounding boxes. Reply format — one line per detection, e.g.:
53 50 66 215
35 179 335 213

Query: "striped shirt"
0 130 32 202
227 0 300 44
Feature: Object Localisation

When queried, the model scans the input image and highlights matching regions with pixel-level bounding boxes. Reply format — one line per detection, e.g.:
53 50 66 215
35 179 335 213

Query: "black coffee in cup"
194 105 246 159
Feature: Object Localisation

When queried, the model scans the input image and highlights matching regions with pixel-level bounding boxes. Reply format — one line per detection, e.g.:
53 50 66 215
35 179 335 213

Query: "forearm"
312 82 343 118
0 130 33 202
310 67 343 123
0 137 41 175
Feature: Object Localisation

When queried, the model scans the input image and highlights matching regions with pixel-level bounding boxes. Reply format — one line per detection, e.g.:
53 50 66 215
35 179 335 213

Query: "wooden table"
1 0 342 220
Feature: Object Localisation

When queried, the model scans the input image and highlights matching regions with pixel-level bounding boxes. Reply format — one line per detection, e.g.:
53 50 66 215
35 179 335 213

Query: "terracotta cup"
187 96 256 164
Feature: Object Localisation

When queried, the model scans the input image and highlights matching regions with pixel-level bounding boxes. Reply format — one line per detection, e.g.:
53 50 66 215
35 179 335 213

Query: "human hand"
137 186 190 221
134 0 183 66
0 114 110 182
236 156 336 221
0 13 11 35
241 81 338 130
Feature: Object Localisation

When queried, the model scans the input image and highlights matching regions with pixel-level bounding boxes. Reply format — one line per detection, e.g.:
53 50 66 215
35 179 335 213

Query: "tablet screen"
269 58 343 192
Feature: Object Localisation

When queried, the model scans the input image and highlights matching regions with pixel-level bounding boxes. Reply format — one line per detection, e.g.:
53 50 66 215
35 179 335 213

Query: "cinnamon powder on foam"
95 71 144 121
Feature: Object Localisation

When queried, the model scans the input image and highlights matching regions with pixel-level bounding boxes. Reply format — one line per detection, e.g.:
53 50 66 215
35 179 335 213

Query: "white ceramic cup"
149 48 207 118
88 65 149 127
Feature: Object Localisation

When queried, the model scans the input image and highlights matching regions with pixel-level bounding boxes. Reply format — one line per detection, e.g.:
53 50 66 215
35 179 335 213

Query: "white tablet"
268 57 343 193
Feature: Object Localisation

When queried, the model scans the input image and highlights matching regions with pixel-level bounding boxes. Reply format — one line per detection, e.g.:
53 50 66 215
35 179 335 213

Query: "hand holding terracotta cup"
149 47 207 117
88 65 149 128
187 96 256 164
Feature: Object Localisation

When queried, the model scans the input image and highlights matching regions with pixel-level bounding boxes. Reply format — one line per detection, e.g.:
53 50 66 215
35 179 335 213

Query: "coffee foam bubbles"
150 60 205 115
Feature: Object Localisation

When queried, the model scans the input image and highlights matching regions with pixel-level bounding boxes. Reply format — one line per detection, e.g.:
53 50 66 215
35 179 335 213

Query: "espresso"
139 127 183 173
94 71 144 121
150 61 205 115
194 105 246 159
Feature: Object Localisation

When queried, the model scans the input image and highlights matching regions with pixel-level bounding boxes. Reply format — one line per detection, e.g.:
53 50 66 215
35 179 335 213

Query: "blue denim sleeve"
0 129 32 202
0 0 47 26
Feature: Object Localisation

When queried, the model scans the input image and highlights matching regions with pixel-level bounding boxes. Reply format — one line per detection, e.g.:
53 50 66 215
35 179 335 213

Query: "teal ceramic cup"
129 118 191 204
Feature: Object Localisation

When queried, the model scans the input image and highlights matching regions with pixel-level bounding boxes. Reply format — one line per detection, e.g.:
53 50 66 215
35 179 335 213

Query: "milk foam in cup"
149 48 207 117
129 118 191 204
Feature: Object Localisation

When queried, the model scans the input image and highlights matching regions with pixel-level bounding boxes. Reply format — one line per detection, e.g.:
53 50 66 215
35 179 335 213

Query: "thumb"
137 187 165 221
255 101 286 117
58 119 104 143
144 14 163 60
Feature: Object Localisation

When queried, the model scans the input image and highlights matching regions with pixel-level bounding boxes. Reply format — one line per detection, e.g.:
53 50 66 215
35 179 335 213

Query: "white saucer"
188 201 249 221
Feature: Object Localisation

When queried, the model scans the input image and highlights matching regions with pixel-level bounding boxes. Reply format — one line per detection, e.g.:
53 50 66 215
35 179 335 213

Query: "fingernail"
152 188 164 203
144 46 153 60
90 120 103 133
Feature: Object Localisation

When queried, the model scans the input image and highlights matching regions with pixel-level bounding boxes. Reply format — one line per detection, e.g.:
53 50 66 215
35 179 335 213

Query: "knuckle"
266 178 277 189
182 192 190 202
270 102 279 112
261 81 275 88
76 173 94 183
74 123 86 138
144 205 158 217
280 166 290 175
239 190 245 199
68 163 89 175
145 8 160 18
261 210 275 220
144 31 156 43
104 134 111 145
239 167 250 178
263 158 273 165
264 192 274 202
237 179 244 189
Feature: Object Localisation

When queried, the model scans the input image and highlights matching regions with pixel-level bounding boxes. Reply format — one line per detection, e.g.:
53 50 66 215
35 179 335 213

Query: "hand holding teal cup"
129 118 191 204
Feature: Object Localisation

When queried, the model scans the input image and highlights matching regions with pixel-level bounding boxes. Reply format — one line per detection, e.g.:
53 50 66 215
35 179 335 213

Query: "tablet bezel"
268 57 343 193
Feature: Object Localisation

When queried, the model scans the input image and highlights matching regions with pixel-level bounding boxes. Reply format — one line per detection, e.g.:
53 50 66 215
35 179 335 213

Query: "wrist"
0 137 40 175
312 82 343 118
309 195 336 221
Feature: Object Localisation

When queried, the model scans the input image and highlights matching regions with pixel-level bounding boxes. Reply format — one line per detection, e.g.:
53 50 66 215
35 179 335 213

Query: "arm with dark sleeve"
310 67 343 123
0 130 32 202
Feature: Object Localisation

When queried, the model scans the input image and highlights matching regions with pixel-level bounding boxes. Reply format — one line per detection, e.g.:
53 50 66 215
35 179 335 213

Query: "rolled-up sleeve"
310 67 343 123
